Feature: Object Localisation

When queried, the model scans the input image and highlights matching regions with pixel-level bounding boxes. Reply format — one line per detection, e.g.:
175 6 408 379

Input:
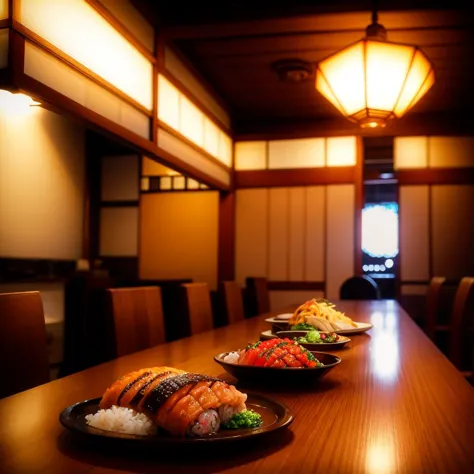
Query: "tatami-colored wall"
0 107 85 259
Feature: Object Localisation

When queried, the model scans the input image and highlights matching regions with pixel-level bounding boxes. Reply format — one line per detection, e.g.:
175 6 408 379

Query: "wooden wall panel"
305 186 325 282
431 185 474 279
288 187 305 281
268 188 289 280
399 185 430 281
140 192 219 289
235 189 268 286
99 207 138 256
0 28 8 68
101 155 139 201
429 137 474 168
326 185 355 300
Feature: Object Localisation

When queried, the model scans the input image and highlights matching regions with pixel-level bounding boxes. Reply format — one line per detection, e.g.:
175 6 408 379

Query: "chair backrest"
181 283 213 335
340 275 380 300
0 291 49 398
107 286 165 357
425 276 447 339
246 277 270 316
220 281 245 324
449 277 474 369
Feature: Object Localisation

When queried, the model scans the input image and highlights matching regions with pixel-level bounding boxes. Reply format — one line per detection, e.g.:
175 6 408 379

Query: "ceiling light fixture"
315 9 435 128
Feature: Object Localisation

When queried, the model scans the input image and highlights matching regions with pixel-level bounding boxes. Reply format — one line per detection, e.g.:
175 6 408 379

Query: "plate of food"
287 299 373 335
59 366 293 446
276 330 351 350
260 330 278 341
215 338 341 382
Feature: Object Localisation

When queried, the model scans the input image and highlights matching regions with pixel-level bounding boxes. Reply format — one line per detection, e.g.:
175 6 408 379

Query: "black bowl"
214 351 341 383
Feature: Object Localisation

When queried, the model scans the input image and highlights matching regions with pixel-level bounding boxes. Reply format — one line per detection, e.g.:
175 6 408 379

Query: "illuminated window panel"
218 132 233 167
164 46 230 129
160 176 172 190
179 95 204 147
173 176 186 190
200 183 209 189
97 0 154 53
20 0 153 110
326 137 357 167
140 177 150 191
269 138 325 169
157 127 230 187
429 137 474 168
203 117 220 158
158 75 180 131
394 137 428 169
0 0 7 20
142 156 179 177
234 141 267 170
0 28 8 69
24 42 150 139
188 178 199 189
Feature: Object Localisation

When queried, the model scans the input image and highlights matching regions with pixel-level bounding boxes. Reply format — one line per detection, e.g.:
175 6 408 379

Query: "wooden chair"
220 281 245 325
0 291 49 398
181 283 213 335
246 277 270 316
106 287 166 357
340 275 380 300
425 276 447 339
448 277 474 378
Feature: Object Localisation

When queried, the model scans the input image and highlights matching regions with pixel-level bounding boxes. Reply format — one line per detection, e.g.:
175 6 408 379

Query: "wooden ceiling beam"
162 10 470 40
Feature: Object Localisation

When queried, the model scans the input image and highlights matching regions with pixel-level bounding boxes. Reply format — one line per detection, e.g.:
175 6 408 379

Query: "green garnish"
295 329 339 344
222 409 263 429
290 323 314 331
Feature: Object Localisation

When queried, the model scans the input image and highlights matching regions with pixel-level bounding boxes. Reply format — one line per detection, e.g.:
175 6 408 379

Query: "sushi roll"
99 367 248 437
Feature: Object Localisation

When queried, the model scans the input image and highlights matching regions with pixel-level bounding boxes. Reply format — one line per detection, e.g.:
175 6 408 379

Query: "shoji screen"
140 192 219 289
396 136 474 296
235 185 355 308
20 0 153 110
0 0 7 20
235 136 357 170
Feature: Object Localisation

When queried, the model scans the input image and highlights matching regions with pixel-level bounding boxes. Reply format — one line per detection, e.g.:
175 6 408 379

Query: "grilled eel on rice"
100 367 248 436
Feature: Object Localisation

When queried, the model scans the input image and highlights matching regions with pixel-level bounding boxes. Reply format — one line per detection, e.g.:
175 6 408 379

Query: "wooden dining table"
0 300 473 473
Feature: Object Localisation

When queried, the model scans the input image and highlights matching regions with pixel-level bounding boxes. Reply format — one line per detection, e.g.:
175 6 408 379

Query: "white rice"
85 406 156 436
223 351 240 364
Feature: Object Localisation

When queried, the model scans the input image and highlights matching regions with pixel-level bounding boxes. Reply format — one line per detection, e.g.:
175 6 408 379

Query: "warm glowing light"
0 0 7 20
370 311 399 382
366 442 396 474
316 17 434 128
385 258 394 269
362 204 399 258
0 90 41 116
20 0 153 110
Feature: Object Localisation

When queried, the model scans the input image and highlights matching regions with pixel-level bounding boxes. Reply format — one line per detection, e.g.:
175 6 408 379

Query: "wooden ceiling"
137 1 474 132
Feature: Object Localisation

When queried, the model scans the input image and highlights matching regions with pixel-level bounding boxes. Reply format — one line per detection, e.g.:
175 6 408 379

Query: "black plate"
276 331 351 350
59 394 293 446
214 351 341 382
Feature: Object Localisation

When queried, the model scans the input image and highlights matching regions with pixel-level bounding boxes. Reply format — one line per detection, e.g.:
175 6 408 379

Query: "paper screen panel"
24 42 150 138
101 155 139 201
305 186 325 282
173 176 186 190
0 28 8 68
429 137 474 168
270 290 325 312
394 137 428 169
288 188 305 281
431 185 474 279
399 185 429 281
234 141 267 170
0 108 84 260
164 46 230 129
139 192 219 289
97 0 154 52
142 157 179 176
326 137 357 167
179 95 204 147
100 207 138 256
160 176 172 190
188 178 199 189
325 185 355 300
20 0 153 110
268 138 325 169
203 117 220 158
157 127 230 186
268 188 289 280
218 131 233 167
0 0 7 20
235 189 269 286
158 74 180 131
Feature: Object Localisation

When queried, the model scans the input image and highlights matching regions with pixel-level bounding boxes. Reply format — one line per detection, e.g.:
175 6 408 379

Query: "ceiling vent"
271 59 314 83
